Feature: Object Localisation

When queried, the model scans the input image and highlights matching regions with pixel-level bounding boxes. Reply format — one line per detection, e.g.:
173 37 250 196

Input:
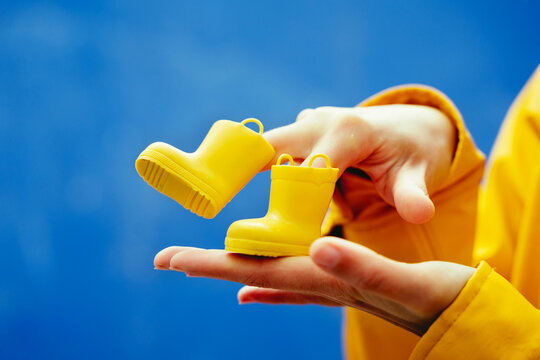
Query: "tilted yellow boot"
225 154 339 257
135 119 275 219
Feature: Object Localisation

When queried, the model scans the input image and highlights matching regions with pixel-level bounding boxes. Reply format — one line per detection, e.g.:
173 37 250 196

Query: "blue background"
1 1 539 359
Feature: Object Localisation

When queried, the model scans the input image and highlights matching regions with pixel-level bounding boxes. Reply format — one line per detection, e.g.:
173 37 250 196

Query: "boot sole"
136 145 221 219
225 237 310 257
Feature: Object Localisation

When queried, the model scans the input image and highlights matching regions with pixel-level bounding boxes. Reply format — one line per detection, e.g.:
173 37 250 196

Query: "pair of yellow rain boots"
135 118 338 257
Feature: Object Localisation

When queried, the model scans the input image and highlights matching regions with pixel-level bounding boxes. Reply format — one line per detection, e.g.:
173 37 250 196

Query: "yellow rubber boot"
135 118 275 219
225 154 339 257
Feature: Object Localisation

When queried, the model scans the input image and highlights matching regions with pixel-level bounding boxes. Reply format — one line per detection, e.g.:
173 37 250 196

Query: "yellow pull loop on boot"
225 153 339 257
135 119 275 218
240 118 264 134
276 153 295 166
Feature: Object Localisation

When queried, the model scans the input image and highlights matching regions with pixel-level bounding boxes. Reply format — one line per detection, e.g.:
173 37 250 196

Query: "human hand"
262 105 456 224
154 237 475 335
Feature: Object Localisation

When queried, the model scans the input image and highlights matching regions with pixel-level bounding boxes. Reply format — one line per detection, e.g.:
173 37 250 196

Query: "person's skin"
154 105 477 335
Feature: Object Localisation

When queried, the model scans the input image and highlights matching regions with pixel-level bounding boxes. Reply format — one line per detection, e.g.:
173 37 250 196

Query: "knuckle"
296 108 314 122
314 106 329 112
330 279 358 303
354 267 387 292
334 112 365 132
312 106 335 117
242 270 271 289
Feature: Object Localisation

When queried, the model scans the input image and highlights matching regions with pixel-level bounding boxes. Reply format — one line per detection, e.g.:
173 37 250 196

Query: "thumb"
309 237 418 303
310 237 475 332
392 162 435 224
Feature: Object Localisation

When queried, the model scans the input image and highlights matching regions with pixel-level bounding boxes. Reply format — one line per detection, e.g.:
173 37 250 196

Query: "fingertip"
156 246 197 270
296 108 314 122
237 286 256 304
309 237 333 257
154 246 185 269
392 164 436 224
169 250 188 271
395 186 435 224
310 237 344 269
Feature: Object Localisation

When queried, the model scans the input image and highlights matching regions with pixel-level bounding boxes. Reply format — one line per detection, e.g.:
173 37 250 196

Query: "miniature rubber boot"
225 153 339 257
135 118 275 219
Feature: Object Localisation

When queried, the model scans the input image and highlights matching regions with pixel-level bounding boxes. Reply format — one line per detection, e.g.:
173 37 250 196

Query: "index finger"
260 122 313 171
163 247 343 295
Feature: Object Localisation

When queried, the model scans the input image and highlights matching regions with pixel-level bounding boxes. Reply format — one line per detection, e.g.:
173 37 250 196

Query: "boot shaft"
266 159 338 228
193 119 275 198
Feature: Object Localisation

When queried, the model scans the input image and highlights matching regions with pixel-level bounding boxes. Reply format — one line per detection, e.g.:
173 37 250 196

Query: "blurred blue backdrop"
1 1 539 359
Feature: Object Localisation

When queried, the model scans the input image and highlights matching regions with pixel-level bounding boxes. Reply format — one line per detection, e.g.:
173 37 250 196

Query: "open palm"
155 237 474 335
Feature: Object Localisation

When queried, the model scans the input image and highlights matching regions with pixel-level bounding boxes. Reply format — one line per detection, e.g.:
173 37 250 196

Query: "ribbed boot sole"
136 156 217 219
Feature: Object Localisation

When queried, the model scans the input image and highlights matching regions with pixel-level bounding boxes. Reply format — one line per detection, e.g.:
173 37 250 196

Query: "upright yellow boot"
225 154 339 257
135 119 275 219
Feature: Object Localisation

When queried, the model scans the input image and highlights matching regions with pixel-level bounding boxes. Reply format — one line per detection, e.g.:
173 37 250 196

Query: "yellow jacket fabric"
327 65 540 359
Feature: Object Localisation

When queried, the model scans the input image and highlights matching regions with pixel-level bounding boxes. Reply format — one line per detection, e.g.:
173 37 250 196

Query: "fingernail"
312 245 340 268
154 266 168 270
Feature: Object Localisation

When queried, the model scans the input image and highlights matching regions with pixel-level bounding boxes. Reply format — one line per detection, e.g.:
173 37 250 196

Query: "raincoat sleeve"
410 261 540 359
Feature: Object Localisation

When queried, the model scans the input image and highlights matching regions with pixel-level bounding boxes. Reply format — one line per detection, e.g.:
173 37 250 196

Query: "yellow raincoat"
327 65 540 359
